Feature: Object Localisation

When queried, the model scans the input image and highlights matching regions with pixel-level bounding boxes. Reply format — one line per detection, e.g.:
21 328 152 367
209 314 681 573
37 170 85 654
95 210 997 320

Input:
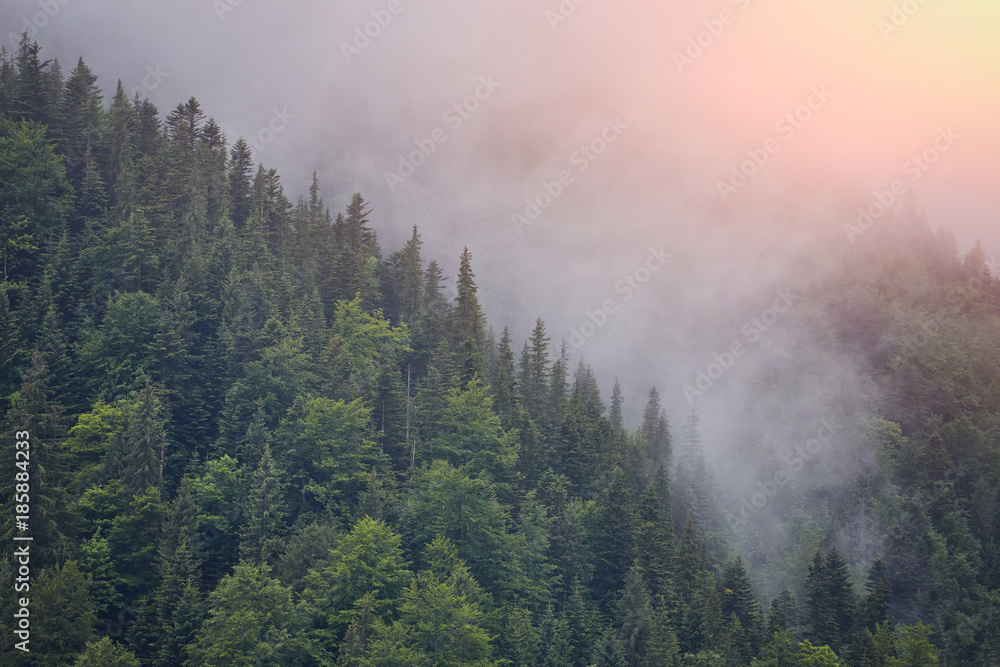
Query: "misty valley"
2 29 1000 667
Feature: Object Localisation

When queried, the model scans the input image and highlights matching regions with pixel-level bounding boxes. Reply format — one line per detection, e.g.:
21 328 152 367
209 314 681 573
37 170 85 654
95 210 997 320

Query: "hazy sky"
3 0 999 428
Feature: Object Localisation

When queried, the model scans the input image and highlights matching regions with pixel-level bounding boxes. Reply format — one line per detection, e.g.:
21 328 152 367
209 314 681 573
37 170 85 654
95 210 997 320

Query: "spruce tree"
519 318 550 424
0 352 70 566
490 327 519 429
228 138 254 228
238 443 287 566
635 466 675 605
453 246 486 385
151 478 204 666
609 377 624 434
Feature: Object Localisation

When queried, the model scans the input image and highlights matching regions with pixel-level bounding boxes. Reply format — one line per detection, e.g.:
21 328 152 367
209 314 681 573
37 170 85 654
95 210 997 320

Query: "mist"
4 0 999 563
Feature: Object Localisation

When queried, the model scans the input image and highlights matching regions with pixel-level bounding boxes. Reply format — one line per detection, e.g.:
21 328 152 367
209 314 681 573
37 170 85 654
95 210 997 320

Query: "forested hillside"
2 37 1000 666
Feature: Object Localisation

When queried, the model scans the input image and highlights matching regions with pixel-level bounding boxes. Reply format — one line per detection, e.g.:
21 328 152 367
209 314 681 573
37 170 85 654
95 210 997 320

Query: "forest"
2 36 1000 666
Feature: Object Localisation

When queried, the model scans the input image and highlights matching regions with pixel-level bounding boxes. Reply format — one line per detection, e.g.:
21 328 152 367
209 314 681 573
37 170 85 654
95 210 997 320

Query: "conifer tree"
239 442 287 566
116 381 167 496
58 57 103 183
641 386 671 469
228 138 254 228
490 327 519 429
593 467 637 607
572 360 604 417
151 478 204 666
0 352 70 566
860 559 892 632
609 378 624 434
721 554 764 659
549 341 570 431
453 246 486 385
616 564 653 665
804 549 857 653
519 318 550 424
27 561 97 666
13 35 50 124
418 258 451 360
635 466 675 604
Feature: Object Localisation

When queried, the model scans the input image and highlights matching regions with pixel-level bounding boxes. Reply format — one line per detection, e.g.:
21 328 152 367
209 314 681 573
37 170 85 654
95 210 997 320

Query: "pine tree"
571 360 604 417
116 381 167 496
593 467 637 608
519 318 550 424
641 386 671 469
635 466 675 604
549 341 569 432
239 442 287 565
609 377 624 434
721 555 763 659
0 46 18 114
804 549 856 653
860 559 892 632
151 478 204 666
453 246 486 385
28 561 98 666
420 258 451 358
490 327 519 430
58 57 104 184
1 352 70 566
228 138 254 228
396 226 425 326
616 565 652 665
13 35 50 124
104 80 137 208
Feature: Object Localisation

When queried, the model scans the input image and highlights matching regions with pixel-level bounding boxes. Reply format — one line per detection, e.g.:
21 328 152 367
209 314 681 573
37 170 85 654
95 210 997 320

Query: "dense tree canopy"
2 40 1000 666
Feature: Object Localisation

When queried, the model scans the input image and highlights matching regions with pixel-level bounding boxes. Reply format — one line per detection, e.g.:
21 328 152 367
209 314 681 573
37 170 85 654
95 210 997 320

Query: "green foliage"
78 291 162 397
436 376 516 477
74 637 141 666
364 556 497 666
303 516 410 633
0 116 72 282
279 394 378 515
795 640 845 666
185 563 313 666
888 623 939 667
29 560 98 666
325 296 409 403
3 40 1000 667
404 461 513 592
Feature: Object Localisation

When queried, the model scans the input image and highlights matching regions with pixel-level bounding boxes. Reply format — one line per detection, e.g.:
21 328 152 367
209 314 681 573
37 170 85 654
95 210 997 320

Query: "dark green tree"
185 563 313 666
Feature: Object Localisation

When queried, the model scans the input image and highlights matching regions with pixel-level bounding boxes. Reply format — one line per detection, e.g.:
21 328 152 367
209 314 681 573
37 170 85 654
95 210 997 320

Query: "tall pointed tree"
1 352 70 566
453 246 486 385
